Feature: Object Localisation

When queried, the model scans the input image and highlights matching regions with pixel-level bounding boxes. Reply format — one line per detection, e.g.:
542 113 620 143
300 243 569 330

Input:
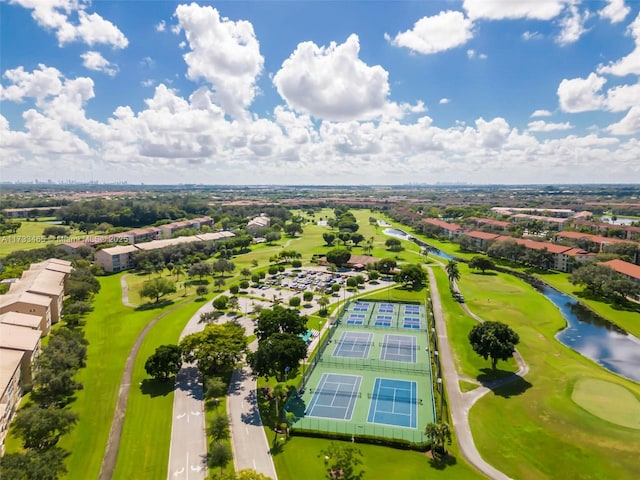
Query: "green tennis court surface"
286 300 436 444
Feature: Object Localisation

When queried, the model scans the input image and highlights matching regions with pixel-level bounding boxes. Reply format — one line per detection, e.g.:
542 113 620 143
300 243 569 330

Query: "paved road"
167 302 212 480
227 297 278 479
427 266 514 480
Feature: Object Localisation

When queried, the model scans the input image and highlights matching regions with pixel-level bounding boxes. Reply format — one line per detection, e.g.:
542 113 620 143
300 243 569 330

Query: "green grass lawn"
452 269 640 480
0 218 85 256
571 378 640 429
433 266 517 380
272 436 484 480
34 274 198 479
112 300 204 479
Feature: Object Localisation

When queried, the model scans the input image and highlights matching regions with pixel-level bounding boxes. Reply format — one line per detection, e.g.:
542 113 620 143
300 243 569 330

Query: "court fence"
290 418 429 449
318 356 431 375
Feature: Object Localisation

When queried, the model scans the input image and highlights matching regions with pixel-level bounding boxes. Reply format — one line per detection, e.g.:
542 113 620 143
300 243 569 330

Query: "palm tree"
425 422 452 461
241 267 251 279
422 245 436 263
272 383 288 428
174 263 185 282
445 260 461 288
317 295 330 314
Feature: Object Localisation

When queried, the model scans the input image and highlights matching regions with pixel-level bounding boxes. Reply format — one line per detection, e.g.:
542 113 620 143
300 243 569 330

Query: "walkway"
98 299 194 480
120 274 136 307
428 265 528 480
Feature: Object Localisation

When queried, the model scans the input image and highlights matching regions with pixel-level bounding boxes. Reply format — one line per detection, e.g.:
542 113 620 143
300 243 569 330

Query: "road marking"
253 459 257 469
190 411 201 416
245 427 249 435
176 413 186 419
173 467 184 476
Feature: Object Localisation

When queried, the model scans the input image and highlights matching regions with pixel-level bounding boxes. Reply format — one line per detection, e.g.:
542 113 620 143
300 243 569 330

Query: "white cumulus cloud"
175 3 264 119
607 106 640 134
81 51 118 76
273 34 398 121
9 0 128 48
463 0 568 20
1 64 63 103
439 98 451 105
598 12 640 76
155 20 166 32
556 4 589 45
599 0 630 23
557 73 606 112
527 120 573 132
531 109 553 117
387 11 473 55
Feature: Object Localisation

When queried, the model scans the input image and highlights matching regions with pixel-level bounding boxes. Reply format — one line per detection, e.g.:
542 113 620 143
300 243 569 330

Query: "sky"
1 0 640 185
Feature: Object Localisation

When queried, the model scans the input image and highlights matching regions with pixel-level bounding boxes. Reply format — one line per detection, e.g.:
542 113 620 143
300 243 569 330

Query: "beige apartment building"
0 292 53 335
0 349 24 455
0 324 41 388
0 311 45 334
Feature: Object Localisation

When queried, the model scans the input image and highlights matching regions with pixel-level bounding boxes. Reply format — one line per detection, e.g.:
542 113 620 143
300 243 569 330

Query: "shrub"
289 296 301 307
291 259 302 268
229 284 240 295
239 280 250 289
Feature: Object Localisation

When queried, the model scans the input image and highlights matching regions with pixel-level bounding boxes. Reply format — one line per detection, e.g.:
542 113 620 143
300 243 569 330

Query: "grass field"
0 218 84 256
272 436 484 480
457 269 640 480
112 300 205 479
571 378 640 430
433 266 517 380
44 275 198 479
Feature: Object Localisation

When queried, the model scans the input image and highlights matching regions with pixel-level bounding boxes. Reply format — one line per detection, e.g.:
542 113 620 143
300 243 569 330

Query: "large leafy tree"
468 321 520 370
376 258 397 274
249 333 307 381
208 441 233 473
319 442 364 480
571 263 640 301
144 344 183 381
322 232 336 246
180 322 247 376
255 305 307 341
0 447 68 480
12 406 78 450
394 264 427 289
468 256 495 274
140 277 176 303
325 247 351 267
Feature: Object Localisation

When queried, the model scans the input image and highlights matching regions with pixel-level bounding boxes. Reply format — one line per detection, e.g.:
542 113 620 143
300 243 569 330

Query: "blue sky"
1 0 639 185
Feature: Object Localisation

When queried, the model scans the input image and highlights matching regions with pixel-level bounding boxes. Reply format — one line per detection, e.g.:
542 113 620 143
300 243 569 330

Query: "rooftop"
0 324 41 352
0 312 42 330
0 348 24 392
600 259 640 281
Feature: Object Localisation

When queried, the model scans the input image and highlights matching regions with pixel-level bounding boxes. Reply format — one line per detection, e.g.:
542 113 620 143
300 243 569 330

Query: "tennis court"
380 334 417 363
351 301 373 313
306 373 362 421
367 378 418 428
333 331 373 359
346 312 366 325
374 314 394 327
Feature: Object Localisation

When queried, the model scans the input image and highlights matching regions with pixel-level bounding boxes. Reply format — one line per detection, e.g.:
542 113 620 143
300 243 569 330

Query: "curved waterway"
381 227 454 260
541 285 640 383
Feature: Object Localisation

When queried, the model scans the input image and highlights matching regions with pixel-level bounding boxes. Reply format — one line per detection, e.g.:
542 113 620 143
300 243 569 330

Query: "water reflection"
542 285 640 382
381 227 454 261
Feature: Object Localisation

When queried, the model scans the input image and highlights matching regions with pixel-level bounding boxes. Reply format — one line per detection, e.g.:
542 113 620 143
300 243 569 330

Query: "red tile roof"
466 231 501 240
467 217 510 228
423 218 463 231
600 259 640 281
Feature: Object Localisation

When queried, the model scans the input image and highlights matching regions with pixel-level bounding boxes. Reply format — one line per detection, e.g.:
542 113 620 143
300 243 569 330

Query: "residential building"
9 268 65 324
490 236 592 272
0 311 47 335
0 349 24 455
1 206 61 218
95 245 140 273
422 218 463 238
0 324 41 388
246 215 271 235
465 217 510 231
0 292 53 335
463 231 501 251
600 259 640 291
555 231 638 252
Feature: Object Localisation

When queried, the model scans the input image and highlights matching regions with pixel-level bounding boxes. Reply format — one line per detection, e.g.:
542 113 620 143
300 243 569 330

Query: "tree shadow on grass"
470 271 497 276
140 378 174 398
135 299 174 311
476 367 515 384
488 376 532 398
428 452 458 470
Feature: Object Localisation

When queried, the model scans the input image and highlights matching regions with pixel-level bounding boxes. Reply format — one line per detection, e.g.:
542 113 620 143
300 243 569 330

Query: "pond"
381 227 455 261
541 285 640 383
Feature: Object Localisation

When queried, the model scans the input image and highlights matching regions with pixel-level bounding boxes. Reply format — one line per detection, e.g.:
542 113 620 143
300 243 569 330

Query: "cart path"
427 265 528 480
98 298 194 480
120 274 136 307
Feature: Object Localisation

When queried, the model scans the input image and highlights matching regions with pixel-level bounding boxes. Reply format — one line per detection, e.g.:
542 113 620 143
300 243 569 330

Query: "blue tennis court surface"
347 313 366 325
306 373 362 420
333 331 373 359
374 314 393 327
403 316 421 329
380 334 417 363
378 303 395 313
367 378 417 428
352 302 371 312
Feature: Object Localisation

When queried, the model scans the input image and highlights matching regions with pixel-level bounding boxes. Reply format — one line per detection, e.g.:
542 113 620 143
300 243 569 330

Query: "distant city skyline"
1 1 640 185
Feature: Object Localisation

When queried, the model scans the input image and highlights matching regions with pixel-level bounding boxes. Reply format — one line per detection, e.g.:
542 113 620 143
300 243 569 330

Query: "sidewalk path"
427 266 515 480
120 274 136 308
